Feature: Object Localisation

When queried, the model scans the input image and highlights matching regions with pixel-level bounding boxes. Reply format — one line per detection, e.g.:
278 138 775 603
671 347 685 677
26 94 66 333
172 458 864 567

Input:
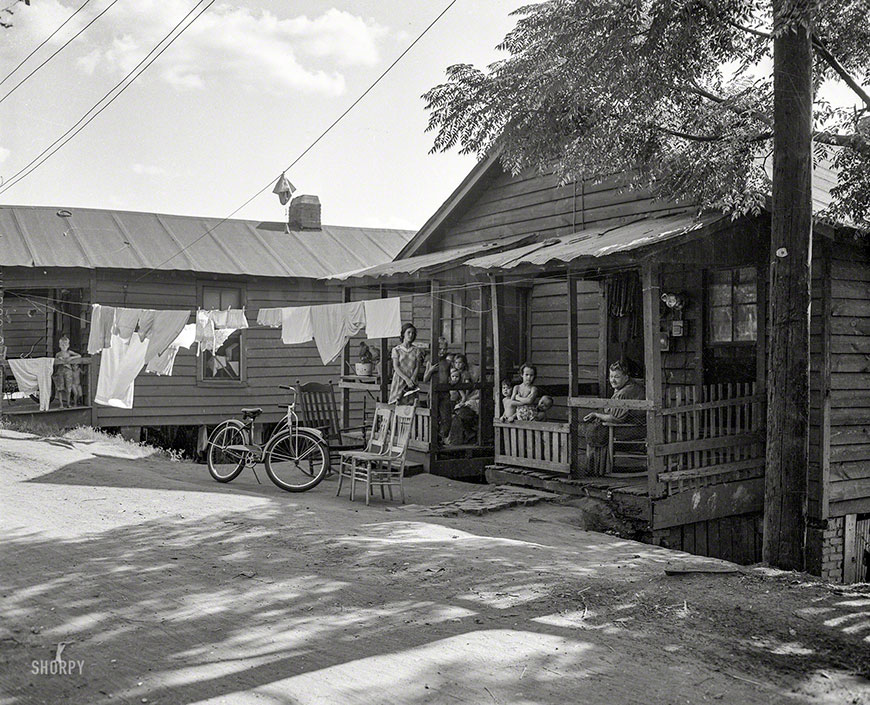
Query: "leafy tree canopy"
423 0 870 228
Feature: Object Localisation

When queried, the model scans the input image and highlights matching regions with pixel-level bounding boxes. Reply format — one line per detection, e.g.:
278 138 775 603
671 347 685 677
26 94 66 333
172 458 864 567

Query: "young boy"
54 335 82 408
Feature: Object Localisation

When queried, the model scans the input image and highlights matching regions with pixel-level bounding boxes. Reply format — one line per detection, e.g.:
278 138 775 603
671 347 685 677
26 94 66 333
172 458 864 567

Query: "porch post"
477 283 491 444
642 262 666 498
378 284 390 404
567 271 582 477
430 280 442 451
341 285 352 428
490 277 503 459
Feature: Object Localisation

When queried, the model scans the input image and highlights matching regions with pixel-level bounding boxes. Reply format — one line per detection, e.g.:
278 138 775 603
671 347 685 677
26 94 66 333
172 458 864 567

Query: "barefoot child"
53 335 82 408
500 364 540 421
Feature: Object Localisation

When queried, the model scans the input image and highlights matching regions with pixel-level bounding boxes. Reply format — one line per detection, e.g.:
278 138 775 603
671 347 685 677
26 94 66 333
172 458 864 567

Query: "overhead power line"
0 0 121 105
0 0 94 88
0 0 214 196
133 0 459 282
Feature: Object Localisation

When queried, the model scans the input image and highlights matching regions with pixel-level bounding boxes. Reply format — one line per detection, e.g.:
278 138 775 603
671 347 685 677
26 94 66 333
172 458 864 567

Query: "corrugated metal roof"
328 233 533 281
0 205 414 278
465 212 726 271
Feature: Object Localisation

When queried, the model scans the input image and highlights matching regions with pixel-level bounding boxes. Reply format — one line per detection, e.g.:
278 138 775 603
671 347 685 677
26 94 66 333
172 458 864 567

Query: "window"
707 267 757 343
201 286 244 381
441 291 464 345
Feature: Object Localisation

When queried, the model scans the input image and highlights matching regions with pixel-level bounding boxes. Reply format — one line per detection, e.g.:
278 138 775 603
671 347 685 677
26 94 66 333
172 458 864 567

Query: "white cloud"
131 163 164 175
3 3 387 95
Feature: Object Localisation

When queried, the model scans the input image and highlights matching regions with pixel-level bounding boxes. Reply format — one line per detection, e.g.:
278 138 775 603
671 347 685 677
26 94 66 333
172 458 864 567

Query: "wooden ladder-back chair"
336 403 394 498
296 380 366 463
350 403 416 505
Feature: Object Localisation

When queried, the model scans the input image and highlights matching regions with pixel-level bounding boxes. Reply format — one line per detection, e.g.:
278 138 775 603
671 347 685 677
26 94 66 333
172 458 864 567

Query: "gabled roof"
0 205 414 278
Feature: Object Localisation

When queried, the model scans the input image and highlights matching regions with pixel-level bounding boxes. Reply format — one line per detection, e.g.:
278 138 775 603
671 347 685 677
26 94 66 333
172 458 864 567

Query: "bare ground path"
1 428 869 704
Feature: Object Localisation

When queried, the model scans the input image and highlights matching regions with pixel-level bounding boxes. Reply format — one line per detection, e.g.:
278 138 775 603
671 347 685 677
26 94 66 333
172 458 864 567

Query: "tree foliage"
423 0 870 228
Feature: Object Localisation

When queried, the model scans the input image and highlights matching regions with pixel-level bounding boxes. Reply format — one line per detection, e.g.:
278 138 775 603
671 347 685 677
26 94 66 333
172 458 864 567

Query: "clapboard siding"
430 167 681 252
93 271 348 427
3 296 51 357
827 243 870 517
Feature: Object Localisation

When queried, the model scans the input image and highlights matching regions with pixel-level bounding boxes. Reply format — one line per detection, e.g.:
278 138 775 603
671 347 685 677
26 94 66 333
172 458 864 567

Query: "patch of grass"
0 418 179 460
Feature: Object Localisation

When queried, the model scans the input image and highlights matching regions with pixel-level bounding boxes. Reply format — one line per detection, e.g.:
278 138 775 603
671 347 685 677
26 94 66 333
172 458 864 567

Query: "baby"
534 395 554 421
54 335 82 408
500 364 540 422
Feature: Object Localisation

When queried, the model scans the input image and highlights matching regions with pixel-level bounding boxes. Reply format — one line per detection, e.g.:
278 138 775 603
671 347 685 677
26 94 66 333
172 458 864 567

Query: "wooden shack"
336 153 869 582
0 203 412 439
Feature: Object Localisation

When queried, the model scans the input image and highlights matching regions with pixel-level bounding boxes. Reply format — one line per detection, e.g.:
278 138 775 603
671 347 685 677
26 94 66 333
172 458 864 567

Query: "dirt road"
1 428 868 704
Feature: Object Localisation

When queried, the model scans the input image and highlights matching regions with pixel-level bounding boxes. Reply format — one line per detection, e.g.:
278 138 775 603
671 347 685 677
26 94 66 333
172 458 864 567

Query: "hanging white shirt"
94 334 150 409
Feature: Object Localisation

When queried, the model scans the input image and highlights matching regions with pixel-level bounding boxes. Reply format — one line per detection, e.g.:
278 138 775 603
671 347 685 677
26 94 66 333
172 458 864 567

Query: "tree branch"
811 36 870 111
814 131 870 150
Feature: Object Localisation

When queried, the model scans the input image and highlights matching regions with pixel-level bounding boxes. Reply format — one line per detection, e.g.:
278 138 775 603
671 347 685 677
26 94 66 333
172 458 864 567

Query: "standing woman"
389 322 424 403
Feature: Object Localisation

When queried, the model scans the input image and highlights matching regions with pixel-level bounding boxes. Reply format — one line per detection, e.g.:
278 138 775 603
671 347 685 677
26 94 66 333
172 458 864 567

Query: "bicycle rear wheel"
207 420 248 482
263 429 329 492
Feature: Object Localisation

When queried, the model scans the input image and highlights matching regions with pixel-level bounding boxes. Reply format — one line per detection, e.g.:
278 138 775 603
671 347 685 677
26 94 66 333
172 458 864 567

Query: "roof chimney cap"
288 194 321 231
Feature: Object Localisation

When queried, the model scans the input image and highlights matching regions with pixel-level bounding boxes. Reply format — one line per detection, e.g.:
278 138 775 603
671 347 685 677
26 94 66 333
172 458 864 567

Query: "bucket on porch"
354 362 374 376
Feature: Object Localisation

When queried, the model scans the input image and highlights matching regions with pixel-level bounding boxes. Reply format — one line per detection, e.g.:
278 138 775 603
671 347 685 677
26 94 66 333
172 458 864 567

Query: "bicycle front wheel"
263 429 329 492
207 420 248 483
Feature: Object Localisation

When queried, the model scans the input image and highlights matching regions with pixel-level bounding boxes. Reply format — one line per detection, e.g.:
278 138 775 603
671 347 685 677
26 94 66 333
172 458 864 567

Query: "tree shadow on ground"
2 455 869 704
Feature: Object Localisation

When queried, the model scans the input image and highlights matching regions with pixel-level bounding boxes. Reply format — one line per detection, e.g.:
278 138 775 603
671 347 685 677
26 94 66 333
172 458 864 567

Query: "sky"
0 0 527 231
0 1 863 233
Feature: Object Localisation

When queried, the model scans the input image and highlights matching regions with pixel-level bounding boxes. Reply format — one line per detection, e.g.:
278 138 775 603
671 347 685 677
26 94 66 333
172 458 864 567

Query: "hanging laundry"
272 173 296 206
210 309 228 328
94 334 149 409
224 308 248 329
145 323 196 376
195 310 215 356
7 358 55 411
257 307 283 328
363 297 401 340
310 301 366 365
143 310 191 364
87 304 117 353
114 308 143 341
136 310 156 342
281 306 314 345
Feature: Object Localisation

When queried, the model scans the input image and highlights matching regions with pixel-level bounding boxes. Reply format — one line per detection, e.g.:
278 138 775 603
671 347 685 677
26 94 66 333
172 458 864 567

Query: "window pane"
453 319 462 344
204 332 241 379
710 307 733 342
735 304 757 341
441 319 451 342
738 267 756 284
220 289 240 309
709 270 732 306
203 288 221 309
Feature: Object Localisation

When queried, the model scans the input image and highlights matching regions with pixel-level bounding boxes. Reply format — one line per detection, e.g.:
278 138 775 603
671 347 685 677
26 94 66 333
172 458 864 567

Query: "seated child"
534 395 554 421
53 334 82 408
500 364 540 421
448 366 463 407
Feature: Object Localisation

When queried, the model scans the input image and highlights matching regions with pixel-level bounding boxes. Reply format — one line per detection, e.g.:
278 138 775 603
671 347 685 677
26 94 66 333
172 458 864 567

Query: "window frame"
197 282 247 386
440 289 465 347
705 266 758 346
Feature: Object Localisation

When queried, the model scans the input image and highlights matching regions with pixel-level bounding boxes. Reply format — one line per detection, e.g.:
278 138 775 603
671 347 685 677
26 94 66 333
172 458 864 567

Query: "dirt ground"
1 428 869 705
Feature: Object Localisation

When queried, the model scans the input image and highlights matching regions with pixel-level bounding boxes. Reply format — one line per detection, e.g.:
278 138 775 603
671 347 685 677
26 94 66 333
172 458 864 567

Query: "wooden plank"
642 263 665 498
829 478 870 503
659 394 766 415
844 513 857 583
654 431 764 456
567 396 654 410
658 457 765 482
567 272 581 477
820 242 832 520
830 460 870 482
651 478 765 529
831 444 870 462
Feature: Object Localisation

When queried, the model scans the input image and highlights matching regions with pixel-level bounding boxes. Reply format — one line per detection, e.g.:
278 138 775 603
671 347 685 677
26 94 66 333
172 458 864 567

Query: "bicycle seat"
241 407 263 419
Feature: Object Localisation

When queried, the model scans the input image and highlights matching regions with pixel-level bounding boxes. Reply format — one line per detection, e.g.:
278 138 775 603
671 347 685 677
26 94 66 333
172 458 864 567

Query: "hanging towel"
100 305 116 349
114 308 143 341
195 310 215 355
7 358 55 411
310 301 366 365
145 323 196 376
272 173 296 205
257 307 283 328
94 334 150 409
281 306 314 345
136 310 156 342
210 310 228 328
225 308 248 329
364 298 402 340
143 310 191 364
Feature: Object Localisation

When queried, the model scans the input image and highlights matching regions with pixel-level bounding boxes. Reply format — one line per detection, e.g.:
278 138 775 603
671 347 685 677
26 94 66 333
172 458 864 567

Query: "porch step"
485 464 651 523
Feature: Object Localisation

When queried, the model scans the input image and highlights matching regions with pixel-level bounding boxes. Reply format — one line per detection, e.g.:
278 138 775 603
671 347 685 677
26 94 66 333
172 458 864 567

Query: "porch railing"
494 419 570 473
655 382 765 494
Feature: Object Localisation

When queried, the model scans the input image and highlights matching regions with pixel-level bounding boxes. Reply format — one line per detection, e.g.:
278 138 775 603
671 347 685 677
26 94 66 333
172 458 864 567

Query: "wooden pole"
378 284 390 404
430 280 442 451
567 271 581 477
341 285 352 429
764 1 813 570
642 262 665 498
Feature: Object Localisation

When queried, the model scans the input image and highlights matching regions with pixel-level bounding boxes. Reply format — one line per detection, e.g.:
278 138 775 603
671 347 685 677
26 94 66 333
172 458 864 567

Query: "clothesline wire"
0 0 120 105
0 0 214 195
130 0 459 284
0 0 94 89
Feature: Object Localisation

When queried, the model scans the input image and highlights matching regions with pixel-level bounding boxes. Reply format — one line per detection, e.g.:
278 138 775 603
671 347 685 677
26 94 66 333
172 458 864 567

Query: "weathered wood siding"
826 241 870 517
425 169 683 254
92 270 346 428
808 245 827 520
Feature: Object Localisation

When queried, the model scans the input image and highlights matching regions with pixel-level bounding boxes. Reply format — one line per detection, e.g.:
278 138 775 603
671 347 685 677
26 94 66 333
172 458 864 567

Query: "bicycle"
206 386 330 492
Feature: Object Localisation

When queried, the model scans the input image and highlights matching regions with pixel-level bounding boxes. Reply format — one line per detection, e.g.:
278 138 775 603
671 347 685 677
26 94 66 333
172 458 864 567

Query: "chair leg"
365 472 372 506
387 484 393 501
399 482 405 504
606 427 615 475
349 468 356 501
380 484 385 499
336 469 344 497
